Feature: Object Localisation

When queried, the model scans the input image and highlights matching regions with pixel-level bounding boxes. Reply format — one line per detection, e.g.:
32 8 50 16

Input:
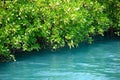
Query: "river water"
0 37 120 80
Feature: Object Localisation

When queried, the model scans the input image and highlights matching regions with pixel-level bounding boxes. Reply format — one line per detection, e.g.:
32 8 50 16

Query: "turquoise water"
0 37 120 80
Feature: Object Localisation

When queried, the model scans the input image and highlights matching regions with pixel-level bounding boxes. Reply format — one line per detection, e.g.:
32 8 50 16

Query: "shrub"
0 0 118 61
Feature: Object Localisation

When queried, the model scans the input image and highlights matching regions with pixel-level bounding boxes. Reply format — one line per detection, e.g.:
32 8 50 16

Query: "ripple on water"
0 38 120 80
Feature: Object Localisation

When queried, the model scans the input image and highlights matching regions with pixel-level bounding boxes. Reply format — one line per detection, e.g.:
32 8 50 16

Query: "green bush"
0 0 119 61
97 0 120 35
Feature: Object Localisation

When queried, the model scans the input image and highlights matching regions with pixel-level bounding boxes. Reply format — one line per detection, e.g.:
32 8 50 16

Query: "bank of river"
0 37 120 80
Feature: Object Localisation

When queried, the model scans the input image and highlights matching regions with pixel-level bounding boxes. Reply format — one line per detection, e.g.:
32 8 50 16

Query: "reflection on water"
0 37 120 80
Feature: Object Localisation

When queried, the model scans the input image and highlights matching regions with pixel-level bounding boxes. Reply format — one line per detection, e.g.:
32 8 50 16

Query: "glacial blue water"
0 37 120 80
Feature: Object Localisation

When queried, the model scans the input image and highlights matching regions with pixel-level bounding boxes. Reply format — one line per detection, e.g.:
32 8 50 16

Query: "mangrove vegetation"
0 0 120 61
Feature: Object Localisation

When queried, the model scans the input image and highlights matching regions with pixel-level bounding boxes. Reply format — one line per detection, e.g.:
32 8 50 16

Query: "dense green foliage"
97 0 120 34
0 0 120 61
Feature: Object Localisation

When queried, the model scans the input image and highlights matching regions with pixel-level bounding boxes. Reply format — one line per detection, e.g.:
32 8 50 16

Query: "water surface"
0 37 120 80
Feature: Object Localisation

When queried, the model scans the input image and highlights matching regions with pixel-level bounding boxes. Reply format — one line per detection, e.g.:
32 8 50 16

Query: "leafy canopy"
0 0 119 61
